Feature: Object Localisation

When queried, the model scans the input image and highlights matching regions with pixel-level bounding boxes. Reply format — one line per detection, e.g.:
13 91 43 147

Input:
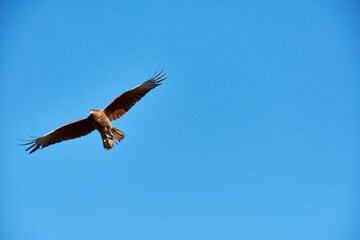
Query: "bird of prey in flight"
19 69 166 154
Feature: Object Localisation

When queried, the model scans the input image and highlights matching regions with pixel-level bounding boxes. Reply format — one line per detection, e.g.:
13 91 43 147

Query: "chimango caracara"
19 70 166 154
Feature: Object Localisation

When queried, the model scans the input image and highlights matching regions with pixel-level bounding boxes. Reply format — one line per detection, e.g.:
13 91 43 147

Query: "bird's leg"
104 128 114 139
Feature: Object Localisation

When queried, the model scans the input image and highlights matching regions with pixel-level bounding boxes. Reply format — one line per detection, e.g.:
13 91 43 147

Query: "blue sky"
1 1 359 239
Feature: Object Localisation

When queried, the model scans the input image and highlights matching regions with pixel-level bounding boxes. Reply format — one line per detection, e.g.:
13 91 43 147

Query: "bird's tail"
102 127 125 150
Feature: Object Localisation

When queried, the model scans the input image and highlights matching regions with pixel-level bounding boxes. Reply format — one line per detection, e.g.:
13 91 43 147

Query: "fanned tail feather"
102 127 125 150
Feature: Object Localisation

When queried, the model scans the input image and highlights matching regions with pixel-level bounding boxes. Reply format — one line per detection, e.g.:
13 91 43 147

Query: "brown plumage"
19 69 166 154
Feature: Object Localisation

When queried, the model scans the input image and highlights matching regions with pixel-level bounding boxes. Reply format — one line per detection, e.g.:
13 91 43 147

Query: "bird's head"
89 109 98 115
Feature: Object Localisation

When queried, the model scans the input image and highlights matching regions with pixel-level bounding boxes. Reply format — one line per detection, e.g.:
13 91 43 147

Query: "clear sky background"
1 1 359 239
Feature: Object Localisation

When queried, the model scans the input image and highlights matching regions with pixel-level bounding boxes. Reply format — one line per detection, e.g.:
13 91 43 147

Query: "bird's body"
19 69 166 154
88 109 124 150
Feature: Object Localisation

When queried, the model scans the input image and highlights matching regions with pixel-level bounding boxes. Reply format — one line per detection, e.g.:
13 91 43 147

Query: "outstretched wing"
103 69 166 122
19 118 95 154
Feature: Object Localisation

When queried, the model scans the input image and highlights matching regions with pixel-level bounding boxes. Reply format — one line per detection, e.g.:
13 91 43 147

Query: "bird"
18 69 166 154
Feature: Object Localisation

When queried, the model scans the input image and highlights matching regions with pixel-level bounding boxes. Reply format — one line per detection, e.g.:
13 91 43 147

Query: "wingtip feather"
147 68 167 83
